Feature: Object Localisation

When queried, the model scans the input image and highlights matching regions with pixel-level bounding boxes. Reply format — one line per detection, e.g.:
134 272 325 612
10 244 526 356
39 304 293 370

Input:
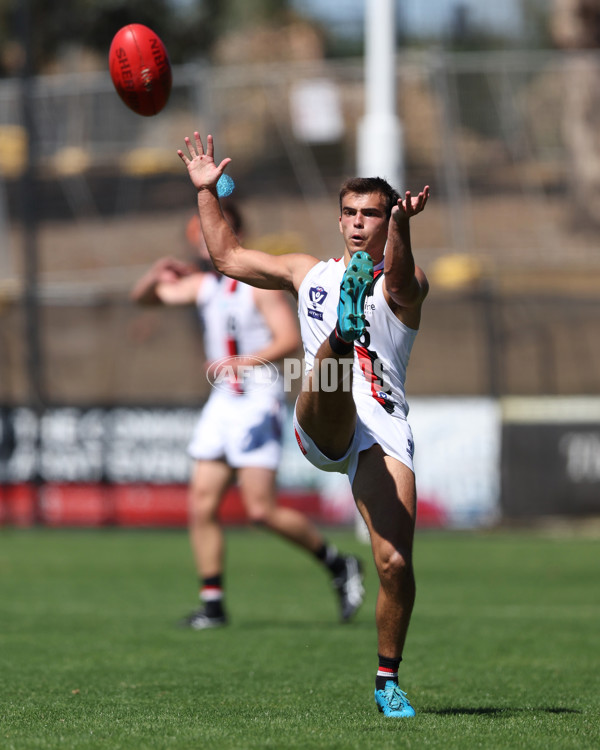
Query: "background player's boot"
178 607 228 630
374 681 416 718
336 252 374 341
332 555 365 622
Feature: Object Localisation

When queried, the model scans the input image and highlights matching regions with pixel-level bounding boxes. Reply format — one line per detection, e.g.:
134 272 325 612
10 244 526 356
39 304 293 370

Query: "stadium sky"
291 0 527 38
168 0 530 39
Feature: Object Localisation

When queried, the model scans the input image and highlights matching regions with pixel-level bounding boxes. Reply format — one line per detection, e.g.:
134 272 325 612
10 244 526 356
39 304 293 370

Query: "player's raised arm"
177 133 317 294
383 186 430 319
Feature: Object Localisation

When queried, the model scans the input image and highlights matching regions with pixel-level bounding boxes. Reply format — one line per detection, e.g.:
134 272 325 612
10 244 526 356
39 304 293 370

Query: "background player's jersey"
197 275 281 396
297 258 417 419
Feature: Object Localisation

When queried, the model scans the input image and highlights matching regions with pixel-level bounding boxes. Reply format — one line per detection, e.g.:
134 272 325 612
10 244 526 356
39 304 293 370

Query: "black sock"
315 543 346 577
200 574 225 618
376 654 402 691
328 325 354 355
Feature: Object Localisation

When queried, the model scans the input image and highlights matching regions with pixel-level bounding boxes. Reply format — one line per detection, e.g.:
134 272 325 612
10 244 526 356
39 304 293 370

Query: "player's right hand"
177 133 232 192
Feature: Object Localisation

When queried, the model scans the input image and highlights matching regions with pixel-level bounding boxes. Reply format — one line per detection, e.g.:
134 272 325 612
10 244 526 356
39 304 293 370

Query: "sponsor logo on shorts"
308 308 324 321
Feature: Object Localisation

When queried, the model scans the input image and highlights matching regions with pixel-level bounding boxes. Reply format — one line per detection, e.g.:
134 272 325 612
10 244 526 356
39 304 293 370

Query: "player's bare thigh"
352 444 417 559
294 357 357 461
237 466 278 519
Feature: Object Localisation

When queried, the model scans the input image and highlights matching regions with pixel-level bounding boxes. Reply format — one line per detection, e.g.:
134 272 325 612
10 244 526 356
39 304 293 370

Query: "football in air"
109 24 172 116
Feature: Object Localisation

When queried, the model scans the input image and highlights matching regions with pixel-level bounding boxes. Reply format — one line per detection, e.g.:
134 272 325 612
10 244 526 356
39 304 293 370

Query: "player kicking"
131 203 365 630
178 133 429 718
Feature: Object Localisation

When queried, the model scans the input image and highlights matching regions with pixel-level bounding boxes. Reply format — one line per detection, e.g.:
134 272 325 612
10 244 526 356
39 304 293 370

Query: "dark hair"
339 177 400 219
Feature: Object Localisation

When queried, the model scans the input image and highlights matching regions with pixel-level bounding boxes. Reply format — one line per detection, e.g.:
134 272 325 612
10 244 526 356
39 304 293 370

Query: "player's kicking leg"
295 251 374 460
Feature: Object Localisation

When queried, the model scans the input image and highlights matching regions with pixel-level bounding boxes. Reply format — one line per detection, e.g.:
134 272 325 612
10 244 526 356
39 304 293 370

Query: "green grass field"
0 527 598 749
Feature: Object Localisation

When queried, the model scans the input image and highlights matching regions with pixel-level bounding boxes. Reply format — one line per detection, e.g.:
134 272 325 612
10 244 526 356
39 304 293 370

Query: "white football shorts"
188 389 284 470
292 392 415 484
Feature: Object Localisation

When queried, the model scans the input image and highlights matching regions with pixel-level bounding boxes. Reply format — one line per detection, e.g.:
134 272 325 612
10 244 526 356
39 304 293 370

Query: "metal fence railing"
1 51 600 405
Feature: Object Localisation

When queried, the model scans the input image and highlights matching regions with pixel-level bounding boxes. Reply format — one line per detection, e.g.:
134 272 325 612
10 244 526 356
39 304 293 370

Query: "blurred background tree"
0 0 563 78
0 0 307 77
1 0 169 75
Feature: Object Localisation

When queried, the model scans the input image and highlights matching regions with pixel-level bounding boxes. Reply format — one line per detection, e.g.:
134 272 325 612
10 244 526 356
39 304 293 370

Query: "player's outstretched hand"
177 133 232 192
392 185 430 222
153 256 194 280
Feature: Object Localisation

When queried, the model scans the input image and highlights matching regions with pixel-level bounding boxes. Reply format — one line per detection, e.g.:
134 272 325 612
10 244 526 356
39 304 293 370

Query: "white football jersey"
197 275 282 396
297 258 417 420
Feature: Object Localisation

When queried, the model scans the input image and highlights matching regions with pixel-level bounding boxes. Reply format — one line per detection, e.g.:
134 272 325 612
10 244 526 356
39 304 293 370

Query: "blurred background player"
130 201 365 629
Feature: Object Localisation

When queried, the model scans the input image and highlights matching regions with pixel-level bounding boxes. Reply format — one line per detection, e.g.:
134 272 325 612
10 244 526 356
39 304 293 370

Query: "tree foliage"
0 0 295 77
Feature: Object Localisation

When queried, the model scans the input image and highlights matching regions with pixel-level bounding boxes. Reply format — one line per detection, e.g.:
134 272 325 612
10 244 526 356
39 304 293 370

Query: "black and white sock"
315 543 347 577
200 574 225 618
376 654 402 691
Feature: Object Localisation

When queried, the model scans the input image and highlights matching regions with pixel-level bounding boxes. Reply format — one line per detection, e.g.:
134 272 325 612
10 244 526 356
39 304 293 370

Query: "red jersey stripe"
355 343 387 408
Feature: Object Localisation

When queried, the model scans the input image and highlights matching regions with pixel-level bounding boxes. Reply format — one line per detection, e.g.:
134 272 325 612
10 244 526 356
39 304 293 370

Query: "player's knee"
377 546 412 584
245 502 272 526
188 488 218 523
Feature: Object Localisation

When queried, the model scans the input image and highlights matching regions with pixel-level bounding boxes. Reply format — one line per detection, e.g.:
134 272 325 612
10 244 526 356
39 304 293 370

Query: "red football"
109 24 172 117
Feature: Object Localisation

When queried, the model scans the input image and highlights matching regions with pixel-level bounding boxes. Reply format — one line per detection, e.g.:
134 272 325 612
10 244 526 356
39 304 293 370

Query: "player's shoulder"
289 253 321 275
267 252 320 295
292 253 327 281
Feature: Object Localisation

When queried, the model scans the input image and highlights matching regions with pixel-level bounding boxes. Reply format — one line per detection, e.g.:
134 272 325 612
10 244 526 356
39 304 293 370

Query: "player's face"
339 192 389 262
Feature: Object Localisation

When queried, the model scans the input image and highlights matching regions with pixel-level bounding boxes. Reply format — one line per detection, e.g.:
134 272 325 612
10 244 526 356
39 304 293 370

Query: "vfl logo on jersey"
308 286 328 321
309 286 328 305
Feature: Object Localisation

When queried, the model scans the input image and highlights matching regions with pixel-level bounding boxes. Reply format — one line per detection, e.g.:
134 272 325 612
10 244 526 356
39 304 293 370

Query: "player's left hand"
392 185 430 222
177 133 232 192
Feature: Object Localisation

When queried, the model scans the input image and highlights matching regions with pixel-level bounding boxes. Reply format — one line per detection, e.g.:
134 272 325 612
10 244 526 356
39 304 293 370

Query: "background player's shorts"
188 390 283 470
293 393 414 484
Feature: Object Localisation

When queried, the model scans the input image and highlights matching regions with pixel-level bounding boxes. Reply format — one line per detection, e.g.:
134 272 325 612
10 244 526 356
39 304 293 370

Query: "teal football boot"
336 252 374 341
374 681 416 718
